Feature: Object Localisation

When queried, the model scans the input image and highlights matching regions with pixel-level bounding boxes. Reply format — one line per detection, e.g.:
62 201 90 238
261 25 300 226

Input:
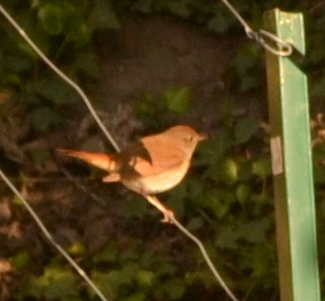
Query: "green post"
264 9 321 301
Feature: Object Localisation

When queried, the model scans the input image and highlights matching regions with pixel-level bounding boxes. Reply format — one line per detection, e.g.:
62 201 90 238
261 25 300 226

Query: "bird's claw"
161 209 175 223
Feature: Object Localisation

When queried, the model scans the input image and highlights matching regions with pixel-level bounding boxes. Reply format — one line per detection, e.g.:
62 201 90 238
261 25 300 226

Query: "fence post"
264 9 321 301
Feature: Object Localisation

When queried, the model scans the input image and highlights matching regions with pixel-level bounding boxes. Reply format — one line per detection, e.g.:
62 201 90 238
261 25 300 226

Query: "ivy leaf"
163 86 191 114
199 189 233 219
239 218 272 244
92 242 118 264
38 4 67 35
160 278 186 300
131 0 153 13
122 195 147 218
121 292 146 301
235 117 259 144
252 156 271 178
311 77 325 98
31 107 62 131
30 149 50 165
164 2 191 19
91 269 133 300
207 12 232 33
67 242 87 256
236 183 251 205
66 17 91 47
5 55 32 73
240 244 276 279
88 0 120 30
72 51 99 79
186 217 204 231
207 158 238 186
10 251 31 269
43 267 78 300
136 269 155 288
19 265 79 301
216 225 241 249
34 77 78 104
197 127 233 165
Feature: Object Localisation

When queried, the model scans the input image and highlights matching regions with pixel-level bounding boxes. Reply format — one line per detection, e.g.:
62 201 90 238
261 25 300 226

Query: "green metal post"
264 9 321 301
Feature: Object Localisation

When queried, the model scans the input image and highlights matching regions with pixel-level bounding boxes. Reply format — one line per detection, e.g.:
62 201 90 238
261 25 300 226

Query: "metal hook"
220 0 293 57
248 29 293 56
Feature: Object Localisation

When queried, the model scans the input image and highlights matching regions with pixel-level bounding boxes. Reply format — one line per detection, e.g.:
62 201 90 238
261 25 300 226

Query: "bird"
57 125 206 222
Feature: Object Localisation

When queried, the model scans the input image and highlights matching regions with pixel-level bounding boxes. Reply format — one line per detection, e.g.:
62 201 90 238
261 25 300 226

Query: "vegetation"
0 0 325 300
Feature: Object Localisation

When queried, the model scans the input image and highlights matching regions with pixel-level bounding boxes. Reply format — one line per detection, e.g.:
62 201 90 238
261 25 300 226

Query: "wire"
170 214 239 301
0 169 111 301
0 5 120 152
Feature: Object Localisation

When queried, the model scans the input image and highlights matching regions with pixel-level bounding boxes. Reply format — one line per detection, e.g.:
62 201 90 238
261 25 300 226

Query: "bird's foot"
144 195 175 223
161 209 175 223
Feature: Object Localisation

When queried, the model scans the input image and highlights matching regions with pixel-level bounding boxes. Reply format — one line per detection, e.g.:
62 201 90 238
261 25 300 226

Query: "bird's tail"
57 149 119 172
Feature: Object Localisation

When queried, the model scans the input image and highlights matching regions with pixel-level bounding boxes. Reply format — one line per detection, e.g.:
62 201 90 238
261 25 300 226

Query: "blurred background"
0 1 324 300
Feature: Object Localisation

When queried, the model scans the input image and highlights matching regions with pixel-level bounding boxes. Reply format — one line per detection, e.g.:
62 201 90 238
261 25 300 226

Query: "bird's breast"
122 161 190 195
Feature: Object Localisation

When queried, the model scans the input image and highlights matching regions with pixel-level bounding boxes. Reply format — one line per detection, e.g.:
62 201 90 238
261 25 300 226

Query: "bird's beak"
198 133 208 141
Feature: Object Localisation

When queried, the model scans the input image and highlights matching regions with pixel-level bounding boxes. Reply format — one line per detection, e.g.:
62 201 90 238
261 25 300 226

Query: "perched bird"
58 125 206 221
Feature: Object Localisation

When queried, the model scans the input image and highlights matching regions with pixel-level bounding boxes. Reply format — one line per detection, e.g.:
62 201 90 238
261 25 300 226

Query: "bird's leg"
144 195 175 223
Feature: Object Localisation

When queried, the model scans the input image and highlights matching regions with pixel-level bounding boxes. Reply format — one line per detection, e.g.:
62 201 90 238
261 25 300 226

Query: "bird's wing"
120 136 184 178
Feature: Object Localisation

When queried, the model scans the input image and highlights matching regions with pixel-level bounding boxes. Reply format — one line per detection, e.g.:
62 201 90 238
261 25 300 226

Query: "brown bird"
57 125 206 221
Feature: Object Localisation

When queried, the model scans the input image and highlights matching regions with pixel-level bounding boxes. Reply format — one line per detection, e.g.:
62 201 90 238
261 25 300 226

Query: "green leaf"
30 149 50 164
34 77 78 104
221 158 238 184
38 4 67 35
19 264 79 300
88 0 120 30
234 117 260 144
163 86 191 114
186 217 204 231
236 183 251 205
197 128 233 165
166 188 185 218
207 12 232 33
10 251 31 269
200 189 233 219
207 158 238 185
239 218 271 244
160 278 186 300
5 55 32 73
66 17 91 47
43 268 78 300
311 77 325 98
240 244 276 279
164 2 191 19
31 107 62 131
92 242 118 264
252 156 271 178
122 195 147 218
216 225 241 249
91 270 127 300
72 51 99 79
121 292 146 301
131 0 153 13
67 242 87 256
136 269 155 288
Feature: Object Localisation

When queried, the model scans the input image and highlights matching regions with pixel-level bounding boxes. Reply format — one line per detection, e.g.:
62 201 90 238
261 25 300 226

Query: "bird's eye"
186 135 194 142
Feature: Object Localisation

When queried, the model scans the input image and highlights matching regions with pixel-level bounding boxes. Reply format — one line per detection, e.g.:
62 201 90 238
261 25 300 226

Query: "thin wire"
0 5 120 152
0 169 111 301
169 214 239 301
144 196 238 300
220 0 292 56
